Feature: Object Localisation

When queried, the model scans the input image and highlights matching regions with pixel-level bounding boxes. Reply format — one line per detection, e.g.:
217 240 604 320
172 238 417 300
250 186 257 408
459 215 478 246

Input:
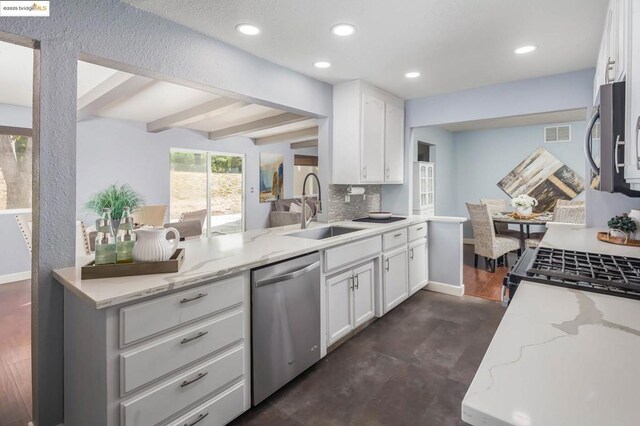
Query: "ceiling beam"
208 112 308 140
77 72 154 121
146 97 249 133
253 127 318 145
290 139 318 149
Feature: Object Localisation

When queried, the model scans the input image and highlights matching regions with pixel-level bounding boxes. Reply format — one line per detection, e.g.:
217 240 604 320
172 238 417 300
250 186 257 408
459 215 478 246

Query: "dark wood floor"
0 280 31 426
232 290 505 426
462 244 514 302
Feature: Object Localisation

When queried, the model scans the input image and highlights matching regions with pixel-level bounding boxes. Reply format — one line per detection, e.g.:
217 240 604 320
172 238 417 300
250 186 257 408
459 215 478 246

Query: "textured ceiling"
123 0 608 99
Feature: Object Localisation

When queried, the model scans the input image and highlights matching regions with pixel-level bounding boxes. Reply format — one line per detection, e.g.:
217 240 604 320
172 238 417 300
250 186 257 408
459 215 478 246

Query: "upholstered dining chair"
555 199 586 207
131 205 168 226
552 204 586 224
16 213 91 256
479 198 519 237
179 208 208 229
467 203 521 272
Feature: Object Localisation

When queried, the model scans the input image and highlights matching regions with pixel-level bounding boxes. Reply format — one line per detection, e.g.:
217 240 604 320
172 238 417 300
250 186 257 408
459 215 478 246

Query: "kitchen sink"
288 226 363 240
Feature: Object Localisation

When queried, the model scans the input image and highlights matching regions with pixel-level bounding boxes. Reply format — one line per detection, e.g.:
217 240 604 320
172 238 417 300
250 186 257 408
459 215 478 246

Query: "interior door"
326 270 354 345
383 248 408 313
361 92 385 183
384 103 404 182
353 261 375 327
409 239 428 295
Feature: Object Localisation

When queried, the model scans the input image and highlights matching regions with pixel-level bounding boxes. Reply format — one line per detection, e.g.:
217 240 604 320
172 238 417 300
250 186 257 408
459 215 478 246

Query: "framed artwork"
497 147 584 212
259 153 284 203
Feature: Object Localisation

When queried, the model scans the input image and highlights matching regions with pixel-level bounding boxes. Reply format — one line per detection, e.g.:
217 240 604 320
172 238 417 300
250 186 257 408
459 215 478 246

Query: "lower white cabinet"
383 247 409 313
408 238 428 295
326 260 375 346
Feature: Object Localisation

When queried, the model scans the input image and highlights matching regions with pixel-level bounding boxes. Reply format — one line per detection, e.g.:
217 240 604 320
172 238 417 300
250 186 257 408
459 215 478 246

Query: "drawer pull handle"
394 233 402 237
184 412 209 426
180 331 208 345
416 227 423 231
180 371 208 388
180 293 207 304
385 259 390 272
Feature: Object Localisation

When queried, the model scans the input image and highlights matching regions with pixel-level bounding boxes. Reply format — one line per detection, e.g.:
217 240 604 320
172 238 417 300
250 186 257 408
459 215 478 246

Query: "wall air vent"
544 125 571 143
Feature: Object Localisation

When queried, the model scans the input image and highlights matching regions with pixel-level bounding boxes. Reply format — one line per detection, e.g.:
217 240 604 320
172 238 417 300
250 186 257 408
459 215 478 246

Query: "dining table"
492 211 553 251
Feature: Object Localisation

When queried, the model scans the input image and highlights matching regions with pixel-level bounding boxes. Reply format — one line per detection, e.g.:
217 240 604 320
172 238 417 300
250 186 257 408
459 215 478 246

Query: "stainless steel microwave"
585 81 640 197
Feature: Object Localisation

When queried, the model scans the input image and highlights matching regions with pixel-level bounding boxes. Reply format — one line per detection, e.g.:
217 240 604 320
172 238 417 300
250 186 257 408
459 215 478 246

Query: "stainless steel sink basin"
288 226 363 240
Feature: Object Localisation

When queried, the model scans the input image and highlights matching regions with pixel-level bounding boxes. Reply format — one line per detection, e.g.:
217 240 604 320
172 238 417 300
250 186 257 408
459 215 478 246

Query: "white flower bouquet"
510 194 538 217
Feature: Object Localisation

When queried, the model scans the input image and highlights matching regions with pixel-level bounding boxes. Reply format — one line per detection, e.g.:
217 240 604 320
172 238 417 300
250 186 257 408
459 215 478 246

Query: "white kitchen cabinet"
408 238 428 295
625 0 640 188
326 270 354 345
594 0 629 103
361 92 386 183
333 80 405 184
326 260 376 346
413 162 435 216
353 261 375 327
383 247 409 313
384 102 405 183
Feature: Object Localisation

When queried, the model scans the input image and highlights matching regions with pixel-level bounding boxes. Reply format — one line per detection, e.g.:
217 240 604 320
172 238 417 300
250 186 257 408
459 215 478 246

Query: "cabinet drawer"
382 228 408 251
324 236 381 272
120 275 244 346
121 310 244 394
121 346 244 426
408 223 427 242
167 382 245 426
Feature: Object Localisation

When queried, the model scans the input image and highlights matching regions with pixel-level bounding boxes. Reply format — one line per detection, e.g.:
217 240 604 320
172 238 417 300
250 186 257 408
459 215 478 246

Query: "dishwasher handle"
254 261 320 287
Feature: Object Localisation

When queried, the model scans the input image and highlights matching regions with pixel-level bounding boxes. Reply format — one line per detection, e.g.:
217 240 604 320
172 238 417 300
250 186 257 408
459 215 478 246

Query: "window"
293 155 318 196
0 129 32 211
170 149 244 236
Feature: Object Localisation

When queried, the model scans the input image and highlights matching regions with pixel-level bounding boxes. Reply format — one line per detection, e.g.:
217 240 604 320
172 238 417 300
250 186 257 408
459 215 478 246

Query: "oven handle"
584 108 600 175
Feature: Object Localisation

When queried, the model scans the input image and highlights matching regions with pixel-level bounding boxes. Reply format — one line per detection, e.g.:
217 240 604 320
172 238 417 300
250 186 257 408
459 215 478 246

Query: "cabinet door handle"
394 233 402 237
180 331 208 345
410 248 414 260
180 293 207 304
614 134 625 174
605 57 616 84
180 371 208 388
354 274 359 289
184 412 209 426
363 166 367 179
416 227 423 231
349 276 354 291
385 259 390 271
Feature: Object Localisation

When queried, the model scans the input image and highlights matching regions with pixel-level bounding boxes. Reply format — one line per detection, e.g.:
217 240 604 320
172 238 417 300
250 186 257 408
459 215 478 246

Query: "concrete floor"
232 290 505 426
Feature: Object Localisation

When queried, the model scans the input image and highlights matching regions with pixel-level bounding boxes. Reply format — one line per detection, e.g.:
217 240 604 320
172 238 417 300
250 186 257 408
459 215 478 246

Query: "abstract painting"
259 153 284 203
497 147 584 213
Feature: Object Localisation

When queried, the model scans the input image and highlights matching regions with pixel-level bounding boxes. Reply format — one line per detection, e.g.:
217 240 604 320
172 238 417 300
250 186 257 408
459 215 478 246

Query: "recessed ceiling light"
314 61 332 69
515 45 537 54
405 71 421 78
236 24 260 35
331 23 356 36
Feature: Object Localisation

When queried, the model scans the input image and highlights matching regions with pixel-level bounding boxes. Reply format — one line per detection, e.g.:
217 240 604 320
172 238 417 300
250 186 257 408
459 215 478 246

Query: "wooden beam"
290 139 318 149
146 97 248 133
253 127 318 145
208 112 308 140
77 72 153 121
0 125 32 137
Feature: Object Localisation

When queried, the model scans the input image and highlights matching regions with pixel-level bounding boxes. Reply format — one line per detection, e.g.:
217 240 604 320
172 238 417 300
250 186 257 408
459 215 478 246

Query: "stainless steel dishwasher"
251 252 321 405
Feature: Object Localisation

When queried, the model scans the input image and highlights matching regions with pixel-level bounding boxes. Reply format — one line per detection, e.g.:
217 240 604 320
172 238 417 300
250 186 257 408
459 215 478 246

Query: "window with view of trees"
0 133 32 211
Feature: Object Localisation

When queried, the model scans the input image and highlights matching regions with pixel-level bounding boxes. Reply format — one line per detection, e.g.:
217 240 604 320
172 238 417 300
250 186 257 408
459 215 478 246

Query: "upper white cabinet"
595 0 629 102
333 80 405 184
624 0 640 187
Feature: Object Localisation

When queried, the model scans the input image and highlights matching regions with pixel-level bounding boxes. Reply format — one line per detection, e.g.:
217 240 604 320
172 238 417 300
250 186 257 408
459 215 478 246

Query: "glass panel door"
210 154 244 235
169 150 208 225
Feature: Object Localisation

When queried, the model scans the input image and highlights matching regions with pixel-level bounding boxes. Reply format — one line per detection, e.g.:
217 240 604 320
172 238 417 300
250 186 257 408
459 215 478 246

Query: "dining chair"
178 208 208 229
552 204 586 224
467 203 521 272
479 198 519 237
16 213 91 256
132 205 168 226
555 199 586 207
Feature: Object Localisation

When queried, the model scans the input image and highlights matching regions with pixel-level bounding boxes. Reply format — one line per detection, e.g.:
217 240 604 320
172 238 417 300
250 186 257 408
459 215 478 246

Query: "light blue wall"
383 69 595 214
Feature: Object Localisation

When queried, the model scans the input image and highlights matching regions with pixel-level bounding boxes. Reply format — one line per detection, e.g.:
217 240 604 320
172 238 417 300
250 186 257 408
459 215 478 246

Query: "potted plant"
607 213 637 242
85 184 144 229
510 194 538 217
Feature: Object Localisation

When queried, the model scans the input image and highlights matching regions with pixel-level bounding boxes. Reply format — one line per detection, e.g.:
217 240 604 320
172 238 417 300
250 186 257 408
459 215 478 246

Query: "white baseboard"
426 280 465 297
0 271 30 285
463 238 475 245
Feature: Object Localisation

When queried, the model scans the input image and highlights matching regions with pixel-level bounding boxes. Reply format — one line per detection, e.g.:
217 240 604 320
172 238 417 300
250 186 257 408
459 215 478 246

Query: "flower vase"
516 206 532 217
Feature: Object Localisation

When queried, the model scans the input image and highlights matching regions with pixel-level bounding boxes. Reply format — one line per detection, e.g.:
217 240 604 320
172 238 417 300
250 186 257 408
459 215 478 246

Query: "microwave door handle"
584 108 600 175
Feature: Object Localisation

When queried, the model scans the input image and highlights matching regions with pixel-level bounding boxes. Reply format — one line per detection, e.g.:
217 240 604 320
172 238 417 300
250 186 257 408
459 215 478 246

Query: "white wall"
76 115 317 230
383 69 595 214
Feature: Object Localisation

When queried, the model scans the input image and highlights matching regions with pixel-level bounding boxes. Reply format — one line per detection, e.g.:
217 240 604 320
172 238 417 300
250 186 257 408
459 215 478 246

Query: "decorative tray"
81 248 185 279
596 232 640 247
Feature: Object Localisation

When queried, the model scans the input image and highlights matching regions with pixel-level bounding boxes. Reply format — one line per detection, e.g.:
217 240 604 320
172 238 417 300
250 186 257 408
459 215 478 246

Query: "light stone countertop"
462 224 640 426
53 216 431 309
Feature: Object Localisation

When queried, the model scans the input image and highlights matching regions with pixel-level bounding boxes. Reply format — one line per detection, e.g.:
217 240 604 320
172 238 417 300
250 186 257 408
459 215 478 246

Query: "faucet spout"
301 173 322 229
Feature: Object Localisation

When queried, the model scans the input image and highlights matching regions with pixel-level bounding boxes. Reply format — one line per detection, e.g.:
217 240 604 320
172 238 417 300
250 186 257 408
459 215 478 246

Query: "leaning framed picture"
259 153 284 203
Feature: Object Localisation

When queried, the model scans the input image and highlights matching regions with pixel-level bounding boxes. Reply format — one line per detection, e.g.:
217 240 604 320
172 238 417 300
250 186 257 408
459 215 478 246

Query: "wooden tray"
596 232 640 247
81 249 185 279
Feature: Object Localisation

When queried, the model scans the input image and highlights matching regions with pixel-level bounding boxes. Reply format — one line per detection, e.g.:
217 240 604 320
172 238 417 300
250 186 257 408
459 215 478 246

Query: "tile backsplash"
328 185 382 222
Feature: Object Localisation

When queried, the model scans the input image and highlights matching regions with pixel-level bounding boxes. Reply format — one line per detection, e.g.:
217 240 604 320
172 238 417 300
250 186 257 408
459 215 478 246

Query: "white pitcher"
132 226 180 262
